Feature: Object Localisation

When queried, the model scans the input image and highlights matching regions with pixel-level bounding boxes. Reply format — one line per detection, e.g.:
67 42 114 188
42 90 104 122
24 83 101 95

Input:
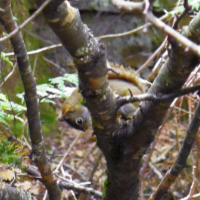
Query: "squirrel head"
58 105 90 131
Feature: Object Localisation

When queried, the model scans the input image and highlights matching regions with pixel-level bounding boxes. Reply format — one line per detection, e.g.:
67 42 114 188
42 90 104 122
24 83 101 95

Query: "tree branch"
110 0 200 57
0 0 52 42
117 84 200 109
0 1 61 199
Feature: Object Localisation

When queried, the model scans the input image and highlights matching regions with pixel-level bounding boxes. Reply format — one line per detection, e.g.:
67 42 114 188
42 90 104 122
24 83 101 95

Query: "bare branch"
137 37 168 73
0 1 61 199
3 43 62 57
146 12 200 56
0 0 52 42
110 0 200 57
110 0 144 13
98 12 169 40
117 84 200 109
58 180 103 198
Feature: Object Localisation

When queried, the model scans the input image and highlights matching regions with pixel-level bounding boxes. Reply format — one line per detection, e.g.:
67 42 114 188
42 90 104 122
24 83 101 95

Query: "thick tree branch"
0 1 61 199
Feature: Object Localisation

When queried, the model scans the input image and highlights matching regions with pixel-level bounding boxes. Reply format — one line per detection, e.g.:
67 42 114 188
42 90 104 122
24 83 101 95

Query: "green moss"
0 139 20 164
102 170 108 197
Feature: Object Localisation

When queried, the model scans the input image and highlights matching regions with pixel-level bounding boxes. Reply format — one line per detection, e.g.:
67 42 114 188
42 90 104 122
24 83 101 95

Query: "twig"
98 13 169 40
32 54 38 76
58 180 103 198
180 193 200 200
26 166 102 198
137 37 168 73
89 150 103 181
150 97 200 199
149 162 163 179
0 63 17 88
43 56 67 74
110 0 144 13
147 53 163 81
174 0 191 29
140 99 177 178
110 0 200 57
187 166 198 197
146 11 200 57
3 43 62 57
0 0 52 42
117 84 200 108
54 131 83 173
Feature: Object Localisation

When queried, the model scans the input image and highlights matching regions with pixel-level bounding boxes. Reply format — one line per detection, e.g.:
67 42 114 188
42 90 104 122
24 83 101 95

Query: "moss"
102 171 108 197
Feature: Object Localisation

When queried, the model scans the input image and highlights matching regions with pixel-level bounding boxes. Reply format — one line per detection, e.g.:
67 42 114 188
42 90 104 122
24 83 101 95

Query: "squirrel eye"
76 118 83 125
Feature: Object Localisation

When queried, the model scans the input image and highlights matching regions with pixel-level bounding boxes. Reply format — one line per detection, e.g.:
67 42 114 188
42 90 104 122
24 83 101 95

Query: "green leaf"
0 93 7 101
1 52 14 67
64 73 78 86
191 0 200 10
13 16 18 21
0 116 9 126
0 93 26 125
2 32 7 36
16 93 25 104
40 99 56 104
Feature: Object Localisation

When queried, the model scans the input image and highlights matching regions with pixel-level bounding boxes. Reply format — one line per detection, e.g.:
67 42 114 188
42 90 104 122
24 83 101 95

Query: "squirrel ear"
57 115 64 122
57 114 64 122
57 112 69 121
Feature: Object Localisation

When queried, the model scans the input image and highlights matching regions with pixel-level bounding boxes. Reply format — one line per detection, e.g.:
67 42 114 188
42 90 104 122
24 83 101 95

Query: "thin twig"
0 63 17 88
58 180 103 198
118 84 200 108
146 11 200 57
0 0 52 42
54 132 83 173
98 13 169 40
3 43 62 57
137 37 168 73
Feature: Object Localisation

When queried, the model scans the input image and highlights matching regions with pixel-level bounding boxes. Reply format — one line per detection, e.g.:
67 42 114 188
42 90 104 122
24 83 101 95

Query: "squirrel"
58 62 145 131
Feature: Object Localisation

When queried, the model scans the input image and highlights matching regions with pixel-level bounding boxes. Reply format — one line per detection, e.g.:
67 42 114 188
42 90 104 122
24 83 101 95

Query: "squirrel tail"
107 61 145 93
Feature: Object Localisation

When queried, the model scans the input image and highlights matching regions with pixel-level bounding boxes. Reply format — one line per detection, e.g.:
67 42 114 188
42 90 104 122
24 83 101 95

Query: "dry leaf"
0 169 14 181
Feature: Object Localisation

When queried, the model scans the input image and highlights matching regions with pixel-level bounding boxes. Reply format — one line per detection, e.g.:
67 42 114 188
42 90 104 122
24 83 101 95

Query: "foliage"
153 0 200 13
0 93 26 125
0 123 28 165
102 176 108 197
1 73 78 126
49 73 79 87
0 139 21 164
17 73 78 104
